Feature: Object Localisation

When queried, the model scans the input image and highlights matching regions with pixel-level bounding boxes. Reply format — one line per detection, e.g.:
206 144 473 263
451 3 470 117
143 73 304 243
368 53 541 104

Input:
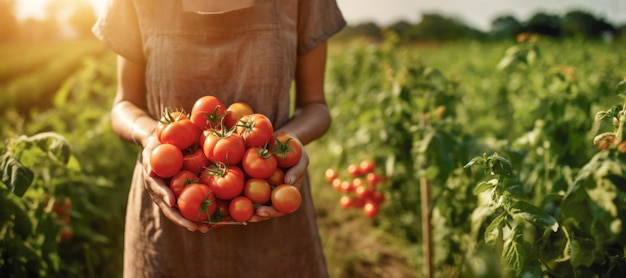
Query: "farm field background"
1 36 626 277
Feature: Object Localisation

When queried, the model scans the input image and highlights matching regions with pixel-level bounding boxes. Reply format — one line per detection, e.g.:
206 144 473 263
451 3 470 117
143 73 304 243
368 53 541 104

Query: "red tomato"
324 169 338 183
270 133 303 168
212 199 231 222
358 160 376 174
355 185 373 201
371 191 386 204
201 164 245 200
266 168 285 186
347 164 361 177
159 111 201 150
190 96 227 130
177 183 216 222
229 196 254 222
150 143 184 178
242 146 277 179
339 180 353 193
352 178 364 191
365 172 382 187
363 202 379 218
53 197 72 216
339 195 356 209
169 170 198 198
203 131 245 165
236 113 274 148
331 179 342 191
271 184 301 214
156 110 188 142
60 227 73 242
224 102 254 129
244 178 272 204
182 147 209 174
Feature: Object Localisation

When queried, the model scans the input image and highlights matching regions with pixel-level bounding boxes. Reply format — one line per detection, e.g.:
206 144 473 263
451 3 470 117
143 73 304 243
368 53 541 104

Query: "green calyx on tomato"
235 113 274 148
190 96 227 130
269 133 302 168
242 146 277 179
157 108 201 150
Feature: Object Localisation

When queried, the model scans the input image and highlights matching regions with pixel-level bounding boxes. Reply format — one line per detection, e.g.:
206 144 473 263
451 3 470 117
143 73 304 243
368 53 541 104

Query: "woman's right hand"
141 135 211 233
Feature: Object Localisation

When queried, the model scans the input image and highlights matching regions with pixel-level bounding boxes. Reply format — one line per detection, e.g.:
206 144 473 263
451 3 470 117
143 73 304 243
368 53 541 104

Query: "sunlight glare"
16 0 108 21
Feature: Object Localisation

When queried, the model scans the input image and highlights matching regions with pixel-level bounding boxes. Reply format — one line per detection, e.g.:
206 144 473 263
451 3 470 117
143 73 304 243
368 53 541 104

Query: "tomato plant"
323 159 387 218
150 143 184 178
271 184 301 214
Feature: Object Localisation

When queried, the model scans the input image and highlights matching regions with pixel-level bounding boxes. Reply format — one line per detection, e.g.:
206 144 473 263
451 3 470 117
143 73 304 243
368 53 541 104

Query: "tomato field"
1 35 626 277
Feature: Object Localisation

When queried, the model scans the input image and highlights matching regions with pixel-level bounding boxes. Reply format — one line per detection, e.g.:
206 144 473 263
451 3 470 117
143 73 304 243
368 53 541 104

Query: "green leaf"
484 213 505 246
570 237 596 268
473 179 498 195
488 152 513 176
26 132 71 165
616 79 626 95
503 225 526 274
508 200 559 232
7 195 33 239
464 155 485 169
0 152 35 197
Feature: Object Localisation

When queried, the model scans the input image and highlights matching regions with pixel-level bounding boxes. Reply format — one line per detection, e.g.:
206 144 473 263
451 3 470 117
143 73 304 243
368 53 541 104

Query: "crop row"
0 41 109 117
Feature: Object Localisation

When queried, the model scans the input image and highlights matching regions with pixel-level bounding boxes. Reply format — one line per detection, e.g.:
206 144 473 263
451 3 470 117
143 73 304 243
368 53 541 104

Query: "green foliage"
319 35 626 276
2 34 626 277
0 49 134 277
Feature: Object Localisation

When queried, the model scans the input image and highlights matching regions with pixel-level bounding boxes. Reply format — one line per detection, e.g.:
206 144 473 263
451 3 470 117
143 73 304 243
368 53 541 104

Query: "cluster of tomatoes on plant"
324 160 386 218
148 96 302 226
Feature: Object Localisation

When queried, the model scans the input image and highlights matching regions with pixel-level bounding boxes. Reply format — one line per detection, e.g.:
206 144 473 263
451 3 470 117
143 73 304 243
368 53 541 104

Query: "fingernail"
258 211 268 217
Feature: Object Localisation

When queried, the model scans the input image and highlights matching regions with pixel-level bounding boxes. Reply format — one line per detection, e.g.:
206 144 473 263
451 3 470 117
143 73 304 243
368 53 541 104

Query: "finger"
154 199 207 232
248 205 285 222
284 150 309 188
142 147 176 207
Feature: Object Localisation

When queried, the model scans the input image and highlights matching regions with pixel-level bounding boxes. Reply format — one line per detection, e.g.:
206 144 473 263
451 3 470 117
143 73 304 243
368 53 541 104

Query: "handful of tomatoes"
148 96 303 225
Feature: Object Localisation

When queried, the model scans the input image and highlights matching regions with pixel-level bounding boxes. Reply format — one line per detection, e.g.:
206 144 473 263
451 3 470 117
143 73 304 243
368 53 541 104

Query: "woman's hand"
248 137 309 222
141 135 211 233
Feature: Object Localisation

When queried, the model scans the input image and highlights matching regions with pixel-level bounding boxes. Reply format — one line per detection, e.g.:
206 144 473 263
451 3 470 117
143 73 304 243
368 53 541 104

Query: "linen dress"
92 1 345 277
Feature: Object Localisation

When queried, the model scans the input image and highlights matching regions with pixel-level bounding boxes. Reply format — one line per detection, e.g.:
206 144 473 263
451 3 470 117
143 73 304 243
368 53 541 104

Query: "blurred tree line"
1 1 624 44
0 0 96 43
335 9 626 42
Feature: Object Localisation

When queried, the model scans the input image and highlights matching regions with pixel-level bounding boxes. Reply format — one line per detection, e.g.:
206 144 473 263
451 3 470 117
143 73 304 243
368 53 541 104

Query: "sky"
335 0 626 31
15 0 626 32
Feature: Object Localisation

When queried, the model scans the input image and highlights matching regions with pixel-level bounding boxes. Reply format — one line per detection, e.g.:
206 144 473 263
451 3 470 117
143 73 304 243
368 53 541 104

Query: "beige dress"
92 1 345 277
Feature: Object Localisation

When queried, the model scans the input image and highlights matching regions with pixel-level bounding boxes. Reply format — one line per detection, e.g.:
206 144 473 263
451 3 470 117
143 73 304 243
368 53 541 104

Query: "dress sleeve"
92 0 145 64
297 0 346 56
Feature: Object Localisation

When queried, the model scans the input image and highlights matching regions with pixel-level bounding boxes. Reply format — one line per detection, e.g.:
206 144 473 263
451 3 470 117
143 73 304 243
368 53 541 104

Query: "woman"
92 0 345 277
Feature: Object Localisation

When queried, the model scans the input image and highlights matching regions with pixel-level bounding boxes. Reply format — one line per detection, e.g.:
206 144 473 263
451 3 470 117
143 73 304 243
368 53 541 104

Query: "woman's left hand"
248 139 309 222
